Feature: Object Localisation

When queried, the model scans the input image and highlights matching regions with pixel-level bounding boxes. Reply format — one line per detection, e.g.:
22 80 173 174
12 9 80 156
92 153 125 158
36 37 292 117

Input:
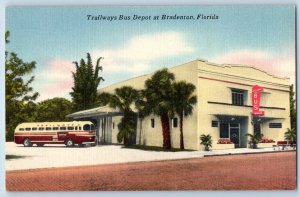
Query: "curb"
203 149 296 157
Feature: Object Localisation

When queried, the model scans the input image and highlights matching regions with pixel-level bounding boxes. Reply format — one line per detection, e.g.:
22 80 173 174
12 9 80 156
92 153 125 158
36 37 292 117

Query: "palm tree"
107 86 139 145
96 92 112 106
284 128 296 142
200 134 212 151
172 81 197 150
134 90 150 145
143 68 175 149
70 53 104 111
246 133 264 148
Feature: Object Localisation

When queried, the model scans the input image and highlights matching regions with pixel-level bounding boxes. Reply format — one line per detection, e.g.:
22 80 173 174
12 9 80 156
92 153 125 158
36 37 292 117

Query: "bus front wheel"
23 138 32 147
65 139 74 147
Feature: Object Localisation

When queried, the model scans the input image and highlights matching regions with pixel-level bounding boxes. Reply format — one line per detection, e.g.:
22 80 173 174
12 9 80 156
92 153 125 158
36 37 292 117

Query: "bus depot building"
67 59 291 150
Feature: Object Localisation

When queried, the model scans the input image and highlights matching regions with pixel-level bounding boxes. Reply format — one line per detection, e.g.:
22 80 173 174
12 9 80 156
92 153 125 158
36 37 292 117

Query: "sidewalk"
202 147 294 157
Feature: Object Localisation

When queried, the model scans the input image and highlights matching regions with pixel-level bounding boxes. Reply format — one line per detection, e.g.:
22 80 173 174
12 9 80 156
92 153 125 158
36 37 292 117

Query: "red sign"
252 85 264 116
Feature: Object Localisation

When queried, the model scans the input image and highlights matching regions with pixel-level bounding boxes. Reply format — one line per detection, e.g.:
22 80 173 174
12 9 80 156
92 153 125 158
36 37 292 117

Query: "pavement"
5 142 293 171
7 152 296 191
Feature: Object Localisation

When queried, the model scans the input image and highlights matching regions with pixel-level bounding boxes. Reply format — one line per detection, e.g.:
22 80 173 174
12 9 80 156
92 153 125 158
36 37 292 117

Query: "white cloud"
211 46 295 85
34 59 75 101
91 31 194 74
34 31 194 101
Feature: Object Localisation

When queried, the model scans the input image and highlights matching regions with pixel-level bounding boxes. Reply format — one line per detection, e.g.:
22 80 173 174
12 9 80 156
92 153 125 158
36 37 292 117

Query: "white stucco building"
67 59 291 150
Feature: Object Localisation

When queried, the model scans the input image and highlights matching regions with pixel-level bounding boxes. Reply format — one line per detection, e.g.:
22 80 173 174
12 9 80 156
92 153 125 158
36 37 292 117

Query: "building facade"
67 59 291 150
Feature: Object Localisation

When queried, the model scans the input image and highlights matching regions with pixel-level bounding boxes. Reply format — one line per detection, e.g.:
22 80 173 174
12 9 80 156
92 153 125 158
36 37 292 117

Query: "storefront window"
220 123 229 138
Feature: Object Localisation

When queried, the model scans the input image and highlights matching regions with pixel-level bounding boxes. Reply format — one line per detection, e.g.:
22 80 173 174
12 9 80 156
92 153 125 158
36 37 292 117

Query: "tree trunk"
161 113 171 149
124 136 128 146
179 111 184 150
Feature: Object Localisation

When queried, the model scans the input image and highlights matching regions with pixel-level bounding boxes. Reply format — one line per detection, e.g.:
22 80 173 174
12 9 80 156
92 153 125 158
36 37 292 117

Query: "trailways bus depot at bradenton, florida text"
67 59 291 150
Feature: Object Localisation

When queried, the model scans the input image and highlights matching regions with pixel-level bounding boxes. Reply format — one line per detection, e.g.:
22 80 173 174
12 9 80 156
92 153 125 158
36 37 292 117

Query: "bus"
14 121 96 147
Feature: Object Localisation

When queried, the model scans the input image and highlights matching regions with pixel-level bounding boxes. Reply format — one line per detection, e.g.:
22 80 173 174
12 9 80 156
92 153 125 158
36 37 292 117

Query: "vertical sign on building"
252 85 264 116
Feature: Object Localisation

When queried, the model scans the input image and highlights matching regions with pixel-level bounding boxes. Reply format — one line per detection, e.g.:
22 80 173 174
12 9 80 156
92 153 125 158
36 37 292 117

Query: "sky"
6 5 295 101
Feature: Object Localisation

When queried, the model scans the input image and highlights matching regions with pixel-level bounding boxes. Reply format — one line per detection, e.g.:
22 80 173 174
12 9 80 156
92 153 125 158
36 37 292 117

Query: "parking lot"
5 142 202 171
6 142 291 171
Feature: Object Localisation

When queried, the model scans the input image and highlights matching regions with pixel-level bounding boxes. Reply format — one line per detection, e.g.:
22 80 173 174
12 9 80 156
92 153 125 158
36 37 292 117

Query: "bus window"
25 128 31 131
46 127 52 131
75 127 78 131
53 127 59 130
60 127 66 130
67 127 74 130
83 124 90 131
32 127 37 131
79 127 82 130
39 127 44 131
19 128 24 131
91 124 95 130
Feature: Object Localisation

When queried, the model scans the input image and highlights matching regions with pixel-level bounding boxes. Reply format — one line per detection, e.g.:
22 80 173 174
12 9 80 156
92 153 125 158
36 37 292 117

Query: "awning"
214 114 284 123
252 116 285 123
214 114 248 122
66 105 122 119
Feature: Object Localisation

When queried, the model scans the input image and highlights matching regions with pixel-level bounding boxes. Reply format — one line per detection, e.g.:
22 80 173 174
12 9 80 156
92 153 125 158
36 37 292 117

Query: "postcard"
5 5 296 191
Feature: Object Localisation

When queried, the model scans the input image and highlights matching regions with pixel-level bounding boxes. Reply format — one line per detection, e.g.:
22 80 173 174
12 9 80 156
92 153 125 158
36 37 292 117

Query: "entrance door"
254 123 261 135
230 124 240 148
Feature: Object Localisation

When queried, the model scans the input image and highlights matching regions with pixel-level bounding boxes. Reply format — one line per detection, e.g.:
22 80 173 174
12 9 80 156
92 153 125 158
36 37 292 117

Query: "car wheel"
23 138 32 147
65 139 74 147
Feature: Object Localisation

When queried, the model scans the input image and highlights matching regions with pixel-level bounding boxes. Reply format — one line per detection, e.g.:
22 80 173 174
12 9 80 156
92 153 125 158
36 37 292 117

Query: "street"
6 151 296 191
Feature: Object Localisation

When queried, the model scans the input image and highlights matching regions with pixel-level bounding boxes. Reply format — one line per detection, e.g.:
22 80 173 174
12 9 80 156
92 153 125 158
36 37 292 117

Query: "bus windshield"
83 124 91 131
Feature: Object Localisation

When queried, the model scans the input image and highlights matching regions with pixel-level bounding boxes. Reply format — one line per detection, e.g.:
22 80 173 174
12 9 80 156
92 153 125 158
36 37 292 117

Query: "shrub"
217 139 233 144
259 138 275 143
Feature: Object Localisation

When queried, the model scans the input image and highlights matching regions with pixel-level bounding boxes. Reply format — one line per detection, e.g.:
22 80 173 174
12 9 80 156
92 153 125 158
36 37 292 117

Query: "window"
211 121 218 127
67 127 74 130
112 122 115 129
25 128 31 131
39 127 44 131
232 89 244 106
172 118 178 128
79 127 82 130
19 128 24 131
32 127 37 131
83 124 91 131
220 123 229 138
269 123 282 128
46 127 52 131
60 127 66 130
151 119 155 128
75 127 78 131
53 127 59 130
91 124 95 130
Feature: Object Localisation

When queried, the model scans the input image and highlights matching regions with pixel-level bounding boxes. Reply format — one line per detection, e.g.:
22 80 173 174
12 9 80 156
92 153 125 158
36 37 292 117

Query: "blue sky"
6 6 295 101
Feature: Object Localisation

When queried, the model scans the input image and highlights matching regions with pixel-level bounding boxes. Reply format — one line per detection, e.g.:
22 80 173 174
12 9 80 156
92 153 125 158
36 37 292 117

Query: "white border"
0 0 298 197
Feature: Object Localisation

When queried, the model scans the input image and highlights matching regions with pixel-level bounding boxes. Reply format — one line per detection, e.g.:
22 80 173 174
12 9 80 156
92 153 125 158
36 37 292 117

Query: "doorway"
229 123 240 148
220 123 240 148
